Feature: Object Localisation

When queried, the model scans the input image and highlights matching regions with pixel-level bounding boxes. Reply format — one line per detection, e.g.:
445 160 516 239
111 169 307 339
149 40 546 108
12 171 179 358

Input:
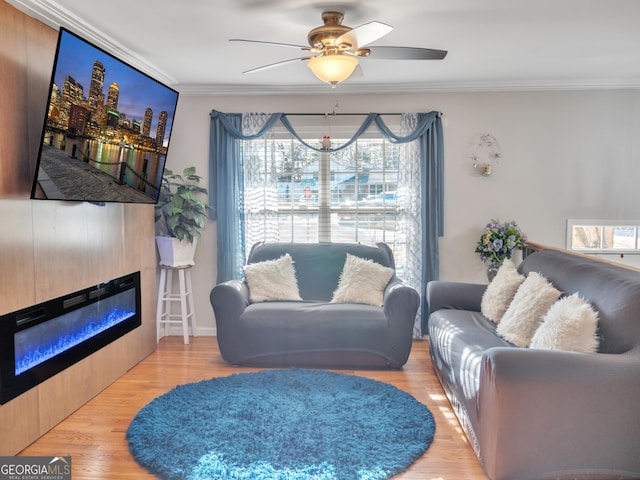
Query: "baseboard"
160 326 217 337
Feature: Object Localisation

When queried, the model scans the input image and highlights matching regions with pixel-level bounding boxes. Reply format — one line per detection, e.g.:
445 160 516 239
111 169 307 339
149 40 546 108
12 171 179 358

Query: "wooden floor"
19 337 488 479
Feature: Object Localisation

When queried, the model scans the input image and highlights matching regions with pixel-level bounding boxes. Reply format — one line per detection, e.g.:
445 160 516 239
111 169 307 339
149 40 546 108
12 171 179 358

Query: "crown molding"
6 0 177 86
175 78 640 96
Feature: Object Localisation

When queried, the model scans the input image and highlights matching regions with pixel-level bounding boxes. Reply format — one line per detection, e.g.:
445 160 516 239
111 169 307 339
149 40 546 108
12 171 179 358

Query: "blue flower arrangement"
475 219 527 266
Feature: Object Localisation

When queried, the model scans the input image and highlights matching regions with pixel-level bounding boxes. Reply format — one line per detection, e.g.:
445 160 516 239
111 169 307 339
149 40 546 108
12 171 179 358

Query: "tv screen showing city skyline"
31 27 179 204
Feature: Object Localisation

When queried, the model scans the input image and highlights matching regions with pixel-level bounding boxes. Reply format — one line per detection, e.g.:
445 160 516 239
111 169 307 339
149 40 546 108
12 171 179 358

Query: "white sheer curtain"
242 113 280 257
396 113 424 337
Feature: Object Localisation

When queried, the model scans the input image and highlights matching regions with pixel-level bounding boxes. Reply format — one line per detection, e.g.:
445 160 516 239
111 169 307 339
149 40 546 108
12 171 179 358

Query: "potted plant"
155 166 209 267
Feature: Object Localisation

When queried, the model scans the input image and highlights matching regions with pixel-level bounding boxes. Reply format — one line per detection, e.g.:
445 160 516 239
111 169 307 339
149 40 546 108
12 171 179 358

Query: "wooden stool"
156 266 197 344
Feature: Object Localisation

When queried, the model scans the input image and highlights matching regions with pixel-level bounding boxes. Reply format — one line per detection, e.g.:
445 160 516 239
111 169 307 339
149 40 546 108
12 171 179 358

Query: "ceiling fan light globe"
308 55 359 84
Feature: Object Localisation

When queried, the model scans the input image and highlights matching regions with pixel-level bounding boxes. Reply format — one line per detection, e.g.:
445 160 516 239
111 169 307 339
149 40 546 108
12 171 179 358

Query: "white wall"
165 90 640 335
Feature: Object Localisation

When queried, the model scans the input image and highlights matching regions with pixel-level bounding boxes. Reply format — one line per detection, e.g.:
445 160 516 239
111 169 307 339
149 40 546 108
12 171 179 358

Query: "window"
243 135 400 255
567 219 640 253
212 109 444 335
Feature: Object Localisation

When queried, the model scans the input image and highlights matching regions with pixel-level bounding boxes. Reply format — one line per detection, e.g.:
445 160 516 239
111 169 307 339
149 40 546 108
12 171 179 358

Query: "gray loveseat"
427 248 640 480
210 242 419 368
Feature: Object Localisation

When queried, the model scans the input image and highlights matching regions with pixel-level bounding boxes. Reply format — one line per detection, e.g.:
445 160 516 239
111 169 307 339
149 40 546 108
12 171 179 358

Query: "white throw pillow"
480 260 526 324
497 272 561 347
529 293 599 353
331 254 394 307
243 254 302 303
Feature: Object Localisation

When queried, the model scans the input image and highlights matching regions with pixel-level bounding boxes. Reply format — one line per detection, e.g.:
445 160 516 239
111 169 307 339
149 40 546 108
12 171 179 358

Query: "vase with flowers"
475 219 527 281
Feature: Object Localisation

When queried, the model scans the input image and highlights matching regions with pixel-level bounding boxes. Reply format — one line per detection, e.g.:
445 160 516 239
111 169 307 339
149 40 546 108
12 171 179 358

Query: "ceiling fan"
230 11 447 87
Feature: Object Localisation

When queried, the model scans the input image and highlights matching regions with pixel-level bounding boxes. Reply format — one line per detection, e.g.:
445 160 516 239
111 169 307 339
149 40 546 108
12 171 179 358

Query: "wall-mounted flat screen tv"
31 27 179 204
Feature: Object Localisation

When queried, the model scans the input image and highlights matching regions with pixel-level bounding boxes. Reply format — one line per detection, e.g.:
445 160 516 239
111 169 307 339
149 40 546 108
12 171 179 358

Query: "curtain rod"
281 112 443 117
283 113 402 116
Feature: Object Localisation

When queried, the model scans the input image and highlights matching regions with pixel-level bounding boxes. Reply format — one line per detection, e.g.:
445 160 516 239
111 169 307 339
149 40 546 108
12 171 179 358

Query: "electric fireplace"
0 272 141 404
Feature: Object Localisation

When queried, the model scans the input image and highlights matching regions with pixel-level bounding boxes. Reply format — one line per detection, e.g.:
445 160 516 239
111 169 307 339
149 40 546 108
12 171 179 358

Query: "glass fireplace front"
0 272 141 404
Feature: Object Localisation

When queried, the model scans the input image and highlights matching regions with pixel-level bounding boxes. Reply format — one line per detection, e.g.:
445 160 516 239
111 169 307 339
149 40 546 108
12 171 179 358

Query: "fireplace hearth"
0 272 141 404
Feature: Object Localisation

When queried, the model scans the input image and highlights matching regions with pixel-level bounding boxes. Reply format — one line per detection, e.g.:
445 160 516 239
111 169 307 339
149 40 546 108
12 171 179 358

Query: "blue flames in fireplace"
14 289 135 375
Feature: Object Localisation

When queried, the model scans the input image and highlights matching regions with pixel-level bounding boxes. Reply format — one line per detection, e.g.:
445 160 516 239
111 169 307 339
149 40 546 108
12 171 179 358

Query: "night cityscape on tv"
31 28 179 203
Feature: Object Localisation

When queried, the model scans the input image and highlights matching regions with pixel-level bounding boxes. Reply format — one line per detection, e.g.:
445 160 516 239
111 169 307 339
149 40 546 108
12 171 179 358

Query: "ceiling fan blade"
367 46 447 60
230 38 310 50
335 21 393 50
243 57 311 74
347 64 364 80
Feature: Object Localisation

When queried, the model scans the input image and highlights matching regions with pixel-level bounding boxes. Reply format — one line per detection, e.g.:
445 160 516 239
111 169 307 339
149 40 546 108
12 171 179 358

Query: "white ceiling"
9 0 640 95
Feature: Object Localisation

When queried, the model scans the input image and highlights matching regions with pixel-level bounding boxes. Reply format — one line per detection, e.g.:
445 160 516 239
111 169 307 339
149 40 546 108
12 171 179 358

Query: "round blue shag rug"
127 368 435 480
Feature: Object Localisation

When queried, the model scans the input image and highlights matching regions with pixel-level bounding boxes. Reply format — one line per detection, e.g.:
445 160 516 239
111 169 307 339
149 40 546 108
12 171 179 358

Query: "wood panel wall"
0 0 157 454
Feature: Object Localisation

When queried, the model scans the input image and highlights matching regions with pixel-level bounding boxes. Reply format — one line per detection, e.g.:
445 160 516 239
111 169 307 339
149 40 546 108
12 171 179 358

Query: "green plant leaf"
155 165 209 243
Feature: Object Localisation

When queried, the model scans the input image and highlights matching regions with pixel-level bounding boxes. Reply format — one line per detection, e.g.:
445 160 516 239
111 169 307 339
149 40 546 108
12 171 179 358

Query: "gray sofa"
210 242 420 368
427 248 640 480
